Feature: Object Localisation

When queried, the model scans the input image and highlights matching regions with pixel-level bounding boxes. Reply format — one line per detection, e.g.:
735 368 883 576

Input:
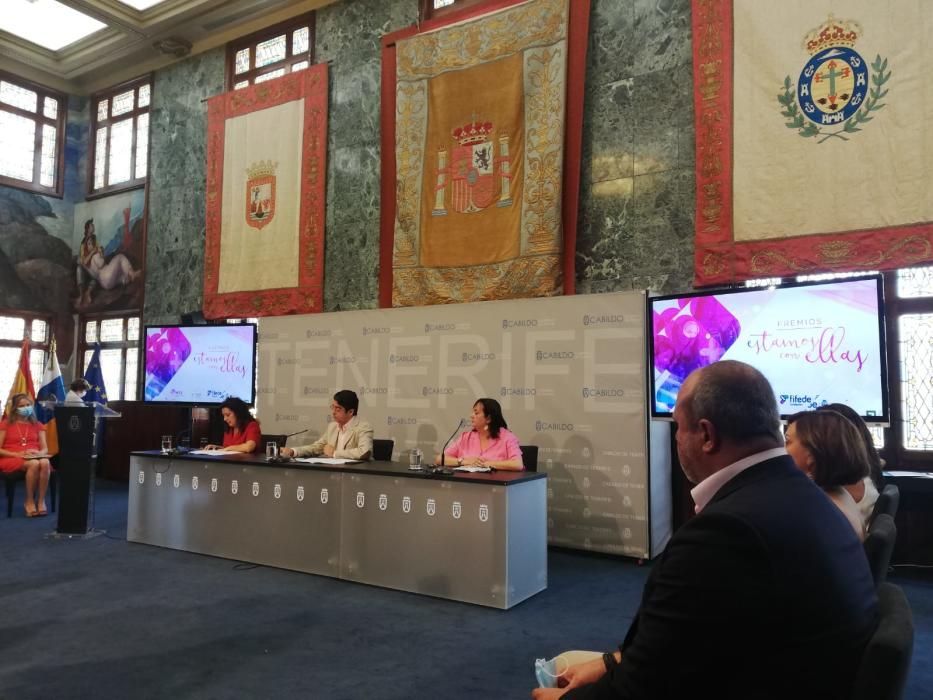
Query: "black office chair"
851 582 914 700
262 434 289 449
871 484 900 524
863 513 897 589
520 445 538 472
5 469 57 518
372 439 394 461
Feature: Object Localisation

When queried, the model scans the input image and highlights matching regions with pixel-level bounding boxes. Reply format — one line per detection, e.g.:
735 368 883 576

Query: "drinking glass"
161 435 172 453
266 441 278 459
409 448 423 469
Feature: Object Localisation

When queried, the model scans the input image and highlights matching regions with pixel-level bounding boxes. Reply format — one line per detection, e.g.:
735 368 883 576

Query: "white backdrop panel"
257 292 650 557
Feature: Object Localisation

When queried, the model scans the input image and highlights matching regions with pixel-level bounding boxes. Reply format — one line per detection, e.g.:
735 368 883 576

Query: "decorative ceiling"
0 0 337 95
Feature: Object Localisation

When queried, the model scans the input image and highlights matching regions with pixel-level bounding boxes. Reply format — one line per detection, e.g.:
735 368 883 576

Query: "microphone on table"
169 426 193 455
438 418 467 468
266 429 308 462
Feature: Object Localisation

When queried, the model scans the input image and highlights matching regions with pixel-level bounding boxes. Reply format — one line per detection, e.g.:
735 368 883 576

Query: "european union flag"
83 343 108 405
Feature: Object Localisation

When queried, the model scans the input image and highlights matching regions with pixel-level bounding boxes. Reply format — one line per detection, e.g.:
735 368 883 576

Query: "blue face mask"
16 405 33 417
534 657 560 689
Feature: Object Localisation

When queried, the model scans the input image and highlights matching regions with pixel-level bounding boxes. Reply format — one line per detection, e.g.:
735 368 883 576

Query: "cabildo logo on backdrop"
257 292 651 558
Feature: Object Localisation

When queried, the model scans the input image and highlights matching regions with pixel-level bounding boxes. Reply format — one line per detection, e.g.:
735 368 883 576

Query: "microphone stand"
439 418 466 467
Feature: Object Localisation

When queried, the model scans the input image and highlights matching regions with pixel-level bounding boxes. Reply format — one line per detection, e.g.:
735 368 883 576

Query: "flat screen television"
648 276 888 422
143 324 257 406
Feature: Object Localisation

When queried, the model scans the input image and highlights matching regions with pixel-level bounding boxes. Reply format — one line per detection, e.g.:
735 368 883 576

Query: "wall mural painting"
72 190 146 313
0 188 79 363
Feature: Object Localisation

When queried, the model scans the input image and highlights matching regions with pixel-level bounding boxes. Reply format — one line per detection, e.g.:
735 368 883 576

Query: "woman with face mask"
0 393 52 517
65 378 90 405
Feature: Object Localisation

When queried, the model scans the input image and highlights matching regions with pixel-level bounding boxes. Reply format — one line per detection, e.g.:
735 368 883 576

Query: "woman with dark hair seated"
0 393 52 517
818 402 882 522
785 410 873 540
441 398 523 471
205 396 261 454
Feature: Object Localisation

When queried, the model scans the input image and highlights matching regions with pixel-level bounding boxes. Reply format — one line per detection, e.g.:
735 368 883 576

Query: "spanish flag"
4 338 35 419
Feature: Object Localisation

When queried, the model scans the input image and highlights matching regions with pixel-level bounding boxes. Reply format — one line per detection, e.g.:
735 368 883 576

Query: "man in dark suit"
534 360 878 700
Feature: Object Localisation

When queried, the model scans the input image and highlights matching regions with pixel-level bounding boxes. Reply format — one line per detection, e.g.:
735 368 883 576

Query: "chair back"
863 513 896 589
851 582 914 700
262 434 289 449
872 484 900 523
520 445 538 472
372 438 394 461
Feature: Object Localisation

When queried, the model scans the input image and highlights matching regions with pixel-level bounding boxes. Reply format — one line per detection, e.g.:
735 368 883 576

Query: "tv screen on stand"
143 324 257 406
648 276 889 422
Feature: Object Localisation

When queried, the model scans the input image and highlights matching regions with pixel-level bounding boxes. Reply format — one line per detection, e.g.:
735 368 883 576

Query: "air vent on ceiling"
152 37 192 58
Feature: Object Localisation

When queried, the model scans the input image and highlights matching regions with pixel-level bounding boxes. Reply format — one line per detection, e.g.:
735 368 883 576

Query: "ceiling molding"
0 0 337 95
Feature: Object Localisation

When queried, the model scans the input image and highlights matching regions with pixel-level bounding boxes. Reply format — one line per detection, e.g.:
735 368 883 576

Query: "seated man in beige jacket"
280 390 373 460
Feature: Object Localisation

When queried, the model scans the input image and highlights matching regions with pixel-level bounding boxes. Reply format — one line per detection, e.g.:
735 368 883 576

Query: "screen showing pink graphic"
648 277 888 421
143 324 257 405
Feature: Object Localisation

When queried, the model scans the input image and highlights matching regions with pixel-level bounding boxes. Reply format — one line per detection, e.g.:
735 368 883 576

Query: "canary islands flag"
36 338 66 455
83 343 108 405
4 338 35 418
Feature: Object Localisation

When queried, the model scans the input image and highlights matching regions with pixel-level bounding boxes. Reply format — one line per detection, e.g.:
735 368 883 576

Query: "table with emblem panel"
127 451 547 609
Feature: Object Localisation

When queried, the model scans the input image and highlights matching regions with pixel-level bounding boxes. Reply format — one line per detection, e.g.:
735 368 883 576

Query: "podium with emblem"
53 402 121 536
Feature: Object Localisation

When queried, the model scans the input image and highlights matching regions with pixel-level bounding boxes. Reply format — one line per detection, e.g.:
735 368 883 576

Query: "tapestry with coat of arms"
203 64 328 318
693 0 933 285
391 0 570 307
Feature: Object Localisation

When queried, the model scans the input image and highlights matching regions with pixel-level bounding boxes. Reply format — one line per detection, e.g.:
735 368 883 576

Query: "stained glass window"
80 316 141 401
0 73 65 195
0 112 36 181
235 48 250 75
43 96 58 120
225 14 314 90
90 76 151 194
423 0 489 19
111 89 135 117
897 265 933 299
108 118 133 184
292 27 309 55
0 313 51 402
899 314 933 451
0 80 37 112
256 35 287 67
255 69 285 84
39 125 57 187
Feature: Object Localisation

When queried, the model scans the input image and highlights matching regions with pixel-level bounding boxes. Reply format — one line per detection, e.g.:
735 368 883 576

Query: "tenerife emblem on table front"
778 15 891 143
245 160 277 229
431 118 513 216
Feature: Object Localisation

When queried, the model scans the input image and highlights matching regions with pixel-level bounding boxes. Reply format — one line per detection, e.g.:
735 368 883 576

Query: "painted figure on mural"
76 218 140 308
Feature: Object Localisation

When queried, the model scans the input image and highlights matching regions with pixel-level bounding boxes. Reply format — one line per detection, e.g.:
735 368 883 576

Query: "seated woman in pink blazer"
442 398 524 471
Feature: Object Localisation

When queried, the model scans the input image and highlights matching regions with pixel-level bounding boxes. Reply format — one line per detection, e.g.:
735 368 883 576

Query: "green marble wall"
142 0 695 323
145 49 225 325
576 0 694 295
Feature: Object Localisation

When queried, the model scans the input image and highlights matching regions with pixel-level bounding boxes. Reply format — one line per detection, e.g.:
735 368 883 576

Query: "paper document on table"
454 466 492 473
293 457 361 465
884 471 933 479
190 449 239 455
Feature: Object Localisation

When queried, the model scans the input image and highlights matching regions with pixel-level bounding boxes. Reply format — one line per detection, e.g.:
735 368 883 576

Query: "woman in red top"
205 396 261 454
0 393 52 517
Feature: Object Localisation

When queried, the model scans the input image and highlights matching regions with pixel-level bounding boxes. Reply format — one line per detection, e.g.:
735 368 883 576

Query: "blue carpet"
0 481 928 699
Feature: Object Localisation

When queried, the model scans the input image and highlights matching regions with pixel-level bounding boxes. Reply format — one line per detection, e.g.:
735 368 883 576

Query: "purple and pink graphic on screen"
652 296 742 411
144 325 257 404
649 277 888 419
145 328 192 401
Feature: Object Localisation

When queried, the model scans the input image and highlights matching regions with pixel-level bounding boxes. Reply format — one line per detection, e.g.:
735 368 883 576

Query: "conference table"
127 451 547 609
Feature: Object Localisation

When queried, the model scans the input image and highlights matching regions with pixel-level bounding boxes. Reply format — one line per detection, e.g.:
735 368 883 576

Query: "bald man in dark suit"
535 361 878 700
